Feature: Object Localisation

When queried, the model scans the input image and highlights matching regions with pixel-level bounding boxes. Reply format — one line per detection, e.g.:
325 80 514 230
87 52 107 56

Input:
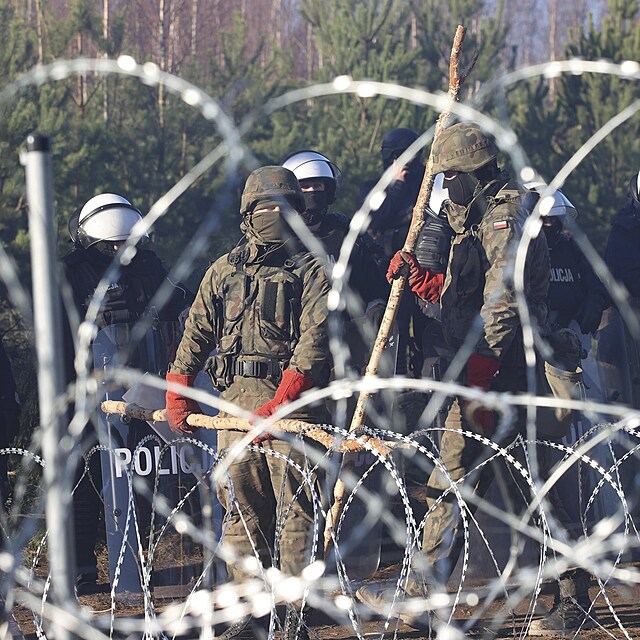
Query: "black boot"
218 615 269 640
528 569 597 636
283 607 309 640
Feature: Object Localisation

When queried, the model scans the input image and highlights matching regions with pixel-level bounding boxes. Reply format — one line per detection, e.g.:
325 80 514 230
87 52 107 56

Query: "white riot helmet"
75 193 148 249
281 150 342 204
524 182 578 219
427 173 449 218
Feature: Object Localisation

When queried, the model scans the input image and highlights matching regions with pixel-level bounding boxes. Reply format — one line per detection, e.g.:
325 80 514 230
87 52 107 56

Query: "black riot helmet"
381 127 420 169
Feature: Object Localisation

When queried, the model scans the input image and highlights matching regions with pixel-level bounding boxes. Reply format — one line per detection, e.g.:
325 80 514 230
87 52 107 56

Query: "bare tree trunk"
324 26 478 553
34 0 44 64
271 0 282 51
190 0 198 57
306 22 313 82
76 32 87 118
103 0 109 124
549 0 558 99
158 0 167 128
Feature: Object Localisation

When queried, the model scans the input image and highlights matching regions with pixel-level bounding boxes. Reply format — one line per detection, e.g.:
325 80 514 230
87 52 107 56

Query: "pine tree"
299 0 421 212
554 0 640 251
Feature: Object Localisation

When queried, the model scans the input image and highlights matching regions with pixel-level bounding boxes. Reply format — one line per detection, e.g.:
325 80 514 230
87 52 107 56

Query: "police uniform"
62 243 191 585
361 163 427 375
547 234 608 330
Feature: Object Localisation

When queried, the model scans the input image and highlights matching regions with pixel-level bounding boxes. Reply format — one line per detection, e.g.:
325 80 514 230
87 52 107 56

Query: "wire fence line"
0 55 638 639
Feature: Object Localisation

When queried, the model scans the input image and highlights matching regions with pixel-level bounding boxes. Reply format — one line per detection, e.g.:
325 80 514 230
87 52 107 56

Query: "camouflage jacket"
171 240 331 419
440 176 550 362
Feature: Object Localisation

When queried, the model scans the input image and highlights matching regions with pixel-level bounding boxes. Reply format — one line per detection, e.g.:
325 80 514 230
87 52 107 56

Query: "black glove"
576 297 604 335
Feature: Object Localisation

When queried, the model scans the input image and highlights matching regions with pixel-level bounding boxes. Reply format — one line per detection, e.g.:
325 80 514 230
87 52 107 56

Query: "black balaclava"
542 218 564 247
302 190 330 226
445 172 479 206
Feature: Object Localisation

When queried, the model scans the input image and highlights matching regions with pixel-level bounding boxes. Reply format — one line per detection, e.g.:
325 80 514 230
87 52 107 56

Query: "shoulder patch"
493 220 510 230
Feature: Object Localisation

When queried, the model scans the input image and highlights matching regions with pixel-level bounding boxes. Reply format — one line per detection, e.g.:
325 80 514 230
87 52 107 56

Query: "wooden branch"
100 400 395 457
324 25 477 553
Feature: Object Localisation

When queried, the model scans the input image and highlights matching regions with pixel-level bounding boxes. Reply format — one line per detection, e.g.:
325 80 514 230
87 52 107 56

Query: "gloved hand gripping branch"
251 369 315 444
165 371 201 434
386 250 444 303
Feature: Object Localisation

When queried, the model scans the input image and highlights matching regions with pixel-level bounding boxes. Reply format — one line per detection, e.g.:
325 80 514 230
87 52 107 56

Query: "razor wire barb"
0 48 638 640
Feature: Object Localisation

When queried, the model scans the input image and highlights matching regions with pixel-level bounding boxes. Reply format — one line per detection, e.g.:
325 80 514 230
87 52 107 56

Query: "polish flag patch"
493 220 510 230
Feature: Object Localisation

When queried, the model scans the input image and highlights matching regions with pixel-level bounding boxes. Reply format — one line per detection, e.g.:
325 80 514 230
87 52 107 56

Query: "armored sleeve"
288 256 331 382
170 259 222 375
477 203 549 360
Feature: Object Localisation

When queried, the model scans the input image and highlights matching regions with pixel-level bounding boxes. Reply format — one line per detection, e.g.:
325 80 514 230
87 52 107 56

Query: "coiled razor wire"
0 53 639 639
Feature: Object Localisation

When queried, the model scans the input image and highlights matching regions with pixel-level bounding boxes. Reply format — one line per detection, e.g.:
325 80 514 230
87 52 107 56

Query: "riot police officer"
281 150 389 373
0 338 20 501
165 167 331 640
360 127 427 375
526 183 608 335
605 171 640 298
62 193 191 594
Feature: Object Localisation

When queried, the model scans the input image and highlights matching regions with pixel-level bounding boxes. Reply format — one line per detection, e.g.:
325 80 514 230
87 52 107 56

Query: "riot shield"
92 321 222 596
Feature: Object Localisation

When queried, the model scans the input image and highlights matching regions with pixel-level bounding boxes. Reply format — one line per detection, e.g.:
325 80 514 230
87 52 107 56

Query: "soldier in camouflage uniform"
357 123 596 636
165 166 330 640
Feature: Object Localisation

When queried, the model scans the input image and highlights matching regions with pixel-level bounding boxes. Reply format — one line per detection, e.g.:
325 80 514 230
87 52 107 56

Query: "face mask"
542 220 563 246
247 207 289 244
302 191 329 225
444 172 479 206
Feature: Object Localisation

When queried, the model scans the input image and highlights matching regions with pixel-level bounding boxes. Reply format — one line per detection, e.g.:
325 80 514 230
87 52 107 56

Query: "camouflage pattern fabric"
440 178 550 361
431 122 500 174
240 165 305 215
171 241 331 421
170 234 330 581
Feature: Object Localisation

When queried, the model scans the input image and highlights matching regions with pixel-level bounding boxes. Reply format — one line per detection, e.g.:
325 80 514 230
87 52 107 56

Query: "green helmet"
240 166 305 215
431 122 499 174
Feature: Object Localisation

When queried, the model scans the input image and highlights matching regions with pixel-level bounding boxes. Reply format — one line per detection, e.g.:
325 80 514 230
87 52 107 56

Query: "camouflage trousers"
216 431 323 584
417 397 576 590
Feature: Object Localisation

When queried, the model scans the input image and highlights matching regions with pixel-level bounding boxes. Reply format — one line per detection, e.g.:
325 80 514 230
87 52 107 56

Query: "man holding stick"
357 122 596 636
165 166 330 640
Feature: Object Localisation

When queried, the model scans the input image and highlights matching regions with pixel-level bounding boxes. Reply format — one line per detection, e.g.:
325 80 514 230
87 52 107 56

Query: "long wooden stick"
324 25 478 552
101 400 396 457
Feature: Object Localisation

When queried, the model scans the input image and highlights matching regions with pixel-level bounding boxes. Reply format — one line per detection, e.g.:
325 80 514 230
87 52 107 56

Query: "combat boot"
528 569 597 636
356 577 437 630
282 606 309 640
217 615 268 640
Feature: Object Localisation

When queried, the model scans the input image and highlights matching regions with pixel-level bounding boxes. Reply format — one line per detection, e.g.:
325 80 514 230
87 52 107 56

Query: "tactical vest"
440 184 527 350
205 245 304 391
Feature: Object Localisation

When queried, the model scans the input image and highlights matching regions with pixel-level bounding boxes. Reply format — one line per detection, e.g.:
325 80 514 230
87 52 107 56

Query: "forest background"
0 0 638 440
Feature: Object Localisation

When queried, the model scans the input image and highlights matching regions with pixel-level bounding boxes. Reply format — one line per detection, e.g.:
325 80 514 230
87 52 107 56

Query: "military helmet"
431 122 499 174
381 127 420 165
240 166 305 215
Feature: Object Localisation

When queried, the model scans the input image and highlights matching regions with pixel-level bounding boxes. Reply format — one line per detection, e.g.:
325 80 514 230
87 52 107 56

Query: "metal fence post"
23 134 76 639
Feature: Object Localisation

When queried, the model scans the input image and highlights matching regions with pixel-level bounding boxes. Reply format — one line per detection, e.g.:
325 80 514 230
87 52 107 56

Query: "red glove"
386 251 444 303
464 353 500 434
165 371 201 434
252 370 315 443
